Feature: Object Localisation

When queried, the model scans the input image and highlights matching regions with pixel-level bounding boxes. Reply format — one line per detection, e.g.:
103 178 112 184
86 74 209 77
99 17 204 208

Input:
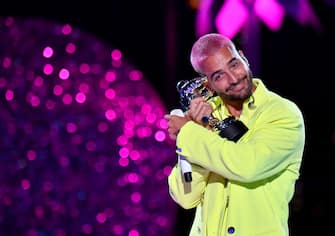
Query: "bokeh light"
0 16 177 235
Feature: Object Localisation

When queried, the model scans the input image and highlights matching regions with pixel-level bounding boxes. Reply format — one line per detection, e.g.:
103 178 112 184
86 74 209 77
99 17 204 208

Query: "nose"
226 70 239 84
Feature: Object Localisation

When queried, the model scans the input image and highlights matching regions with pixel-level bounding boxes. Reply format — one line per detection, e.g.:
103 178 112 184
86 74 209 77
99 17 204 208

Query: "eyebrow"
209 57 237 80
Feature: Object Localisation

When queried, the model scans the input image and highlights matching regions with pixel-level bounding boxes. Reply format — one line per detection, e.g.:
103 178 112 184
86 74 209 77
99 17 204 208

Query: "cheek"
210 80 228 91
238 67 249 77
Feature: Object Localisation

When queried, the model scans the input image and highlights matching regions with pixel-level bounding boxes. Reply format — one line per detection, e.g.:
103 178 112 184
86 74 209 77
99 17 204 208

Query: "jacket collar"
209 78 270 119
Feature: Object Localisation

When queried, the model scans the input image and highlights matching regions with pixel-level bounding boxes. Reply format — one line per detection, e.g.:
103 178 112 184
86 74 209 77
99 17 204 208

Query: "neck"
223 84 256 117
225 102 243 117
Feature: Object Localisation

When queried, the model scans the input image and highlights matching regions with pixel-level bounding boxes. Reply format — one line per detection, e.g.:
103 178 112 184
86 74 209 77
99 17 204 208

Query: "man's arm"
176 100 305 183
168 163 210 209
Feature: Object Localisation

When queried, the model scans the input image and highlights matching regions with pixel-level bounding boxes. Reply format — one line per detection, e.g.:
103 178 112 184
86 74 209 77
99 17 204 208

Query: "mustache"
227 76 248 91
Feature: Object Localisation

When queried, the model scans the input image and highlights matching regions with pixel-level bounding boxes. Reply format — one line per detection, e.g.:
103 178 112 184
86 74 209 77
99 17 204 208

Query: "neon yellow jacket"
168 79 305 236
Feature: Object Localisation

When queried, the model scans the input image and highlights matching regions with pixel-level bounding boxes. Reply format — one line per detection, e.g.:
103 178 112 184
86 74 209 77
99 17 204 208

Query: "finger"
194 105 210 123
192 101 210 120
191 97 205 104
189 102 204 120
168 129 177 140
169 133 177 140
189 97 205 111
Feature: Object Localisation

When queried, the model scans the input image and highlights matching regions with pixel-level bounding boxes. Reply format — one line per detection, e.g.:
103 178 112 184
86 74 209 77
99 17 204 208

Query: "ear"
238 50 249 65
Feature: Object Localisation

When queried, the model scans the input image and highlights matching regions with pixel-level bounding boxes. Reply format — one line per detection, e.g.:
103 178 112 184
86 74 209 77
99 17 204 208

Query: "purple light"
79 63 90 74
131 192 142 203
159 118 168 129
155 130 166 142
65 42 76 54
75 92 86 103
105 88 116 100
46 100 56 110
141 103 151 114
29 94 41 107
2 57 12 68
26 150 37 161
136 127 152 138
81 224 93 234
215 0 249 38
119 147 130 158
5 89 14 100
129 229 140 236
96 212 107 224
105 70 117 82
296 0 321 29
117 135 128 146
53 85 63 95
21 179 31 190
43 63 54 75
105 109 117 121
112 225 124 235
129 70 143 81
33 76 44 87
119 157 130 167
59 68 70 80
97 122 108 133
146 113 157 123
43 46 54 58
125 120 135 131
34 205 44 219
156 216 168 227
201 0 319 39
129 150 140 161
195 0 214 36
254 0 285 31
79 83 90 93
62 93 73 104
163 165 172 176
0 78 7 87
85 140 96 151
66 122 77 133
128 173 139 183
111 49 122 61
0 16 176 236
61 24 72 35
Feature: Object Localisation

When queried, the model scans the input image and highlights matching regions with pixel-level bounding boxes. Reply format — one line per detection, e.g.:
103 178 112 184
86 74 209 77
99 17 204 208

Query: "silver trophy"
176 76 248 142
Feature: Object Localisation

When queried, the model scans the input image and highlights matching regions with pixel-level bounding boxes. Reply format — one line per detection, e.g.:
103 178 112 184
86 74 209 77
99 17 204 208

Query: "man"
166 33 305 235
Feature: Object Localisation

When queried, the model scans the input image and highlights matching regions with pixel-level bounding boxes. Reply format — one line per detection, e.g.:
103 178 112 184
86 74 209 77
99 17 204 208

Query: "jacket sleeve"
168 163 210 209
175 99 305 183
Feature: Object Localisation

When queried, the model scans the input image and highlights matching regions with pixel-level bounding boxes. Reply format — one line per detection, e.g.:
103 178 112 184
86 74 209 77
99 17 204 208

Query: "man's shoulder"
266 92 304 120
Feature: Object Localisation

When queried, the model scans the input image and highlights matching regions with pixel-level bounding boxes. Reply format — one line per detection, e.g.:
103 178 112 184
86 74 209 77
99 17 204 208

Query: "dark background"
3 0 335 235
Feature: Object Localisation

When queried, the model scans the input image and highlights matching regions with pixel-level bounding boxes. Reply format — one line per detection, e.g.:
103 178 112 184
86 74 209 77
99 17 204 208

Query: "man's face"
198 46 253 103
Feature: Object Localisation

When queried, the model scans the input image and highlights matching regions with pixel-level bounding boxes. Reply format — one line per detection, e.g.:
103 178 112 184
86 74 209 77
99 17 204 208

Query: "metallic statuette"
176 77 248 142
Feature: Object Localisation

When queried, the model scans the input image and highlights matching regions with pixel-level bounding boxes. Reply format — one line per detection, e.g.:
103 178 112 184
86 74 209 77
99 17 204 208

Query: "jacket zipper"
218 181 230 236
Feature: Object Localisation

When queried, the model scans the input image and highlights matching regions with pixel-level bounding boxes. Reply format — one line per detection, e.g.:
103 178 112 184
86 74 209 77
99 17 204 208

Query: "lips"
228 77 247 92
228 82 244 92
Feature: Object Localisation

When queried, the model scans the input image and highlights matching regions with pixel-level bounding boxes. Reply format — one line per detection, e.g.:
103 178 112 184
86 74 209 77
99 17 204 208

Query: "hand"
188 97 213 126
164 113 191 140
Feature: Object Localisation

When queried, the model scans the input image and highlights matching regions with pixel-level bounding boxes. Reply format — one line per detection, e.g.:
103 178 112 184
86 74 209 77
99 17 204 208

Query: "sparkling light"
215 0 249 38
0 16 176 236
43 63 54 75
254 0 285 31
201 0 320 38
59 68 70 80
43 46 54 58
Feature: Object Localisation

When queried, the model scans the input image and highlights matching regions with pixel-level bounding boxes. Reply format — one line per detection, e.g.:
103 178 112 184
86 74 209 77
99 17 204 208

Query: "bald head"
190 33 237 73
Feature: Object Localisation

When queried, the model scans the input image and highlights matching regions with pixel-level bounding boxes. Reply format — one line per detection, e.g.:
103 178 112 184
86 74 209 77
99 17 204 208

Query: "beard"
218 70 253 102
